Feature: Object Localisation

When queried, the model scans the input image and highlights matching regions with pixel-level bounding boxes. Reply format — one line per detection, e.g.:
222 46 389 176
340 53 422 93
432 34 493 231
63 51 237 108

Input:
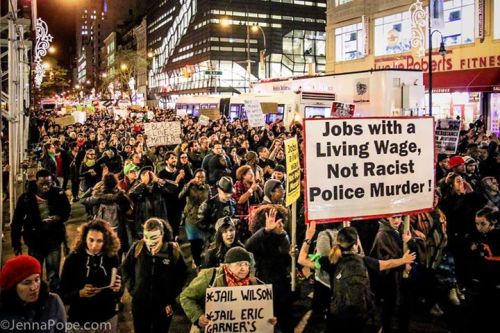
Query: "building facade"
326 0 500 134
146 0 327 106
75 0 148 87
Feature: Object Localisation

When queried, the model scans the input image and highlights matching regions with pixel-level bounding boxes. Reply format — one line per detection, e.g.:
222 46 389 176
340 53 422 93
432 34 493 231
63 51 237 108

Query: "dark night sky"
38 0 76 71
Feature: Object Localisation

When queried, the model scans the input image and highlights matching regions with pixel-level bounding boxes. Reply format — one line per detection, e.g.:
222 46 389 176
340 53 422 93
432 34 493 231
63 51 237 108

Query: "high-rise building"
146 0 327 106
74 0 148 86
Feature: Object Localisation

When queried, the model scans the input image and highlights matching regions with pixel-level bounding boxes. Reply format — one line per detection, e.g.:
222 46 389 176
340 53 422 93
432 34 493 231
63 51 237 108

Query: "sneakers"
430 304 444 317
449 288 461 306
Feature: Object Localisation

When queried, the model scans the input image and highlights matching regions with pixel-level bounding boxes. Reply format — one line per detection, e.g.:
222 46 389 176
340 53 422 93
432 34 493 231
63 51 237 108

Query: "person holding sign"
298 222 416 333
59 219 122 332
180 246 276 331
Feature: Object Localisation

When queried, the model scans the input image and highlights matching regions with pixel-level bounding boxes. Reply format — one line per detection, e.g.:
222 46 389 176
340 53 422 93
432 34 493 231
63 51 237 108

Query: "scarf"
85 159 96 167
223 264 251 287
48 152 56 164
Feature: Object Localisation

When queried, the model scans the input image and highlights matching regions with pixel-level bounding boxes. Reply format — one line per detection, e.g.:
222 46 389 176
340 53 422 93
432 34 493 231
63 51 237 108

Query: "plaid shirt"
232 181 262 219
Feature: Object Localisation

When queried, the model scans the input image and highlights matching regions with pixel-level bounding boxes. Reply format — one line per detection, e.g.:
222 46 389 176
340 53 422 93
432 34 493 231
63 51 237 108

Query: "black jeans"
132 299 172 333
28 247 62 292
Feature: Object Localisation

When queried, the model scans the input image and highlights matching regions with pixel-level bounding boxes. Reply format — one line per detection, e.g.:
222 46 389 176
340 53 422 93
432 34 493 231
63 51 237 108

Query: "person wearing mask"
11 169 71 292
181 247 276 331
202 217 247 268
197 176 236 242
0 255 66 333
158 151 187 236
245 208 292 333
179 169 210 268
59 220 122 333
122 218 187 333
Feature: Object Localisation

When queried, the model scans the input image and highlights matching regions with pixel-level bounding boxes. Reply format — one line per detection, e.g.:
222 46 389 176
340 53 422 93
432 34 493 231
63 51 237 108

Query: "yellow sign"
284 137 300 206
200 108 221 120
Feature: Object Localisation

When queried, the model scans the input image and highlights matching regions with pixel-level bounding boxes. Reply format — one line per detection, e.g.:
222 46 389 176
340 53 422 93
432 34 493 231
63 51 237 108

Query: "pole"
403 215 410 278
428 3 432 116
290 202 297 292
246 24 251 93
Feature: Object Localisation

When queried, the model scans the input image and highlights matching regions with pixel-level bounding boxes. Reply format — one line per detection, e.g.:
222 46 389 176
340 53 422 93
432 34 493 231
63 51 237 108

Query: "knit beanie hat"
224 246 252 264
0 255 42 290
215 216 236 232
264 179 282 198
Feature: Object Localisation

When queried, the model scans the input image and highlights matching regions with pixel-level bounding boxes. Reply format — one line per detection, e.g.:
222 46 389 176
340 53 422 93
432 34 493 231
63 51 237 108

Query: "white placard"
199 115 210 126
244 100 266 128
435 119 460 154
304 117 435 223
176 109 188 117
205 284 274 333
143 121 182 146
71 111 87 124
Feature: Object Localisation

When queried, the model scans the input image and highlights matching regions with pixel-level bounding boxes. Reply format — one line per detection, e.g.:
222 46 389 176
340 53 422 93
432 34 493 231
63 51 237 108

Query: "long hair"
439 172 462 199
73 219 121 257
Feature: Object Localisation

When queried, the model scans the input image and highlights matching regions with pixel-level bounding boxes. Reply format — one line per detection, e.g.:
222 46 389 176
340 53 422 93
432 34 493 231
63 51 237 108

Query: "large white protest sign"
435 119 460 154
199 115 210 126
304 117 435 223
245 100 265 128
205 284 274 333
143 121 182 146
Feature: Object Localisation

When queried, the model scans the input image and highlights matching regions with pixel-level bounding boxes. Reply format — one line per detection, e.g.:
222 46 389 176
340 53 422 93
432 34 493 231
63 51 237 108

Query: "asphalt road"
1 197 464 333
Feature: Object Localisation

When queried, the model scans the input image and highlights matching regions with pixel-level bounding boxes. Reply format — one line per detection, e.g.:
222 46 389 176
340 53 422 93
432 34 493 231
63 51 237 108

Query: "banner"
331 102 355 118
200 108 221 120
205 284 274 333
143 121 182 146
431 0 445 29
435 119 461 154
284 137 301 206
199 115 210 126
245 100 266 128
304 117 435 223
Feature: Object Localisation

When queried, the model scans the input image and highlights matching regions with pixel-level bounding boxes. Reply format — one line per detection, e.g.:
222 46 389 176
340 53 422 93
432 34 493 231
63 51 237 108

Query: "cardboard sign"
260 103 278 114
284 137 301 206
331 102 355 118
435 119 460 154
54 115 75 127
200 108 221 120
143 121 182 146
176 109 188 117
199 115 210 126
205 284 274 333
304 117 435 223
245 100 265 128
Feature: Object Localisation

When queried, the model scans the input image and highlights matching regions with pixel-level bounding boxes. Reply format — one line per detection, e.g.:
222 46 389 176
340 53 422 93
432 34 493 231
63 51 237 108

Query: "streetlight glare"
147 51 154 58
121 63 128 70
48 46 56 54
75 84 81 89
221 18 230 27
251 25 259 32
42 62 51 69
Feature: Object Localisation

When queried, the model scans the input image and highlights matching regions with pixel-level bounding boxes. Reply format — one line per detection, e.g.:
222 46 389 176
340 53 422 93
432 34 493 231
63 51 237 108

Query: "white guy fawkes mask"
144 230 163 255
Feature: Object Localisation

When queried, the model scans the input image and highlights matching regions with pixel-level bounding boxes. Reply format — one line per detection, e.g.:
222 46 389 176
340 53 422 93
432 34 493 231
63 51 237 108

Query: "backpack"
330 253 374 321
95 203 120 229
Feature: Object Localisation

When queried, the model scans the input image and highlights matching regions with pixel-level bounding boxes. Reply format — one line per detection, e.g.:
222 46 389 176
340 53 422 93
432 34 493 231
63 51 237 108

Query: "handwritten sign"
435 119 460 154
143 121 182 146
304 117 435 222
200 109 221 120
284 137 300 206
199 115 210 126
205 284 274 333
245 100 265 128
54 115 75 127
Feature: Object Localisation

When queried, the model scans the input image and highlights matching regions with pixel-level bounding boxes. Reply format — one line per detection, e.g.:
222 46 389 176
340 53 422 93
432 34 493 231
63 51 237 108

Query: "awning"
423 67 500 93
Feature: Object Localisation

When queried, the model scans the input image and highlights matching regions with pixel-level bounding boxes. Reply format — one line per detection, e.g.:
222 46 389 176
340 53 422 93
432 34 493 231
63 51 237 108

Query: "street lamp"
251 24 267 79
427 5 446 117
121 63 128 71
48 46 56 54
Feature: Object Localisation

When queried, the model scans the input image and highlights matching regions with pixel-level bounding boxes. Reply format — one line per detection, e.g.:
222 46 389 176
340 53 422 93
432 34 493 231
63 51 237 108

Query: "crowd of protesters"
0 106 498 333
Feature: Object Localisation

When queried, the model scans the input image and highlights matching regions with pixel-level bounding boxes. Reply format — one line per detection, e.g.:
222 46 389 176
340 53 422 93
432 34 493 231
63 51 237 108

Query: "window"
336 0 353 5
335 22 365 61
431 0 474 47
493 0 500 39
374 11 412 56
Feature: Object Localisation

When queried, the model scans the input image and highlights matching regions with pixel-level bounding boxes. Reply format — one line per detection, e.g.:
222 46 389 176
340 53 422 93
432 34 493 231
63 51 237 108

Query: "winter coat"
11 182 71 253
202 240 246 269
41 154 57 178
179 182 210 226
202 153 232 185
79 162 101 192
180 266 258 324
128 182 169 225
0 282 66 333
122 240 187 306
197 195 236 234
59 250 121 323
245 228 291 284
